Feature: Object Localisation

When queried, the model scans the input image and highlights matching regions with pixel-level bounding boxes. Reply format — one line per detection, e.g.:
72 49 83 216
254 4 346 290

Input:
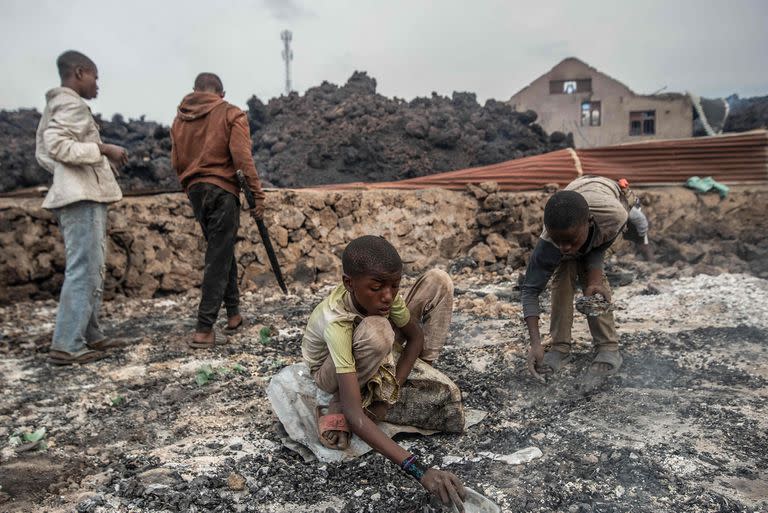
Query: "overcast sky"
2 0 766 123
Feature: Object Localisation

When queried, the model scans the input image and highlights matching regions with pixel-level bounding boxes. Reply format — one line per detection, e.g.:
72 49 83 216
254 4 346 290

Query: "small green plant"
110 395 126 407
259 326 272 345
195 363 247 386
23 427 46 443
8 427 47 451
195 364 215 386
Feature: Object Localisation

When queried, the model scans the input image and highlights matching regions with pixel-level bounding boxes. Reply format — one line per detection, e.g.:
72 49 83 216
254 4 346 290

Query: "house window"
629 111 655 135
581 101 601 126
550 79 592 94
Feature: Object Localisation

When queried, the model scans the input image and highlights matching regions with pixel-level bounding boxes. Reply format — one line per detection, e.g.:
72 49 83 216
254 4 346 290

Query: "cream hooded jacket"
35 87 122 209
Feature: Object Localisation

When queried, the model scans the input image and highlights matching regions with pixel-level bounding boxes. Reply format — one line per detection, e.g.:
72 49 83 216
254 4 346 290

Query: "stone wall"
1 185 766 304
467 184 768 279
0 189 479 303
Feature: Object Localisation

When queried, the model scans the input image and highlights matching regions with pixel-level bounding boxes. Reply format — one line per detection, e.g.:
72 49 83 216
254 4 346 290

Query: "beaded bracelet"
401 455 427 481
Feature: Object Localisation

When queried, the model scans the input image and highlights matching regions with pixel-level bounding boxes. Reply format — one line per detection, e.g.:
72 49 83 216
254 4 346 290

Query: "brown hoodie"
171 92 265 201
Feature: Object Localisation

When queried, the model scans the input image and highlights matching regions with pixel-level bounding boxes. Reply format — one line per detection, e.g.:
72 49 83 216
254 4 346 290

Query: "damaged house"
509 57 728 148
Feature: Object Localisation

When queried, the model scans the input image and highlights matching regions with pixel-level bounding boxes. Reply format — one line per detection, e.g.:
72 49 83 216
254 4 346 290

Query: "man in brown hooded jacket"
171 72 266 348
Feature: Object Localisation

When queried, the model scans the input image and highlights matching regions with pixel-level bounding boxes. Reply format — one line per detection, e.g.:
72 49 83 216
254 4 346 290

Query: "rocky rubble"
0 72 571 194
464 180 552 270
724 95 768 133
245 72 571 188
0 110 176 194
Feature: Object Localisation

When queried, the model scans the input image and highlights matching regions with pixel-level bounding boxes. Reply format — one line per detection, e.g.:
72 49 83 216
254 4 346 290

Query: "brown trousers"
313 269 454 394
549 259 618 354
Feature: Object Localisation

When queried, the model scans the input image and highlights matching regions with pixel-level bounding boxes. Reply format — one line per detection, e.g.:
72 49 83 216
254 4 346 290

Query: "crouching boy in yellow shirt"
301 235 466 510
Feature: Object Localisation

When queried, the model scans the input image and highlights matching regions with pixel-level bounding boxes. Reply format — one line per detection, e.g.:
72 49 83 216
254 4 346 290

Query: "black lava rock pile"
0 109 176 194
724 94 768 133
245 71 572 188
0 71 573 194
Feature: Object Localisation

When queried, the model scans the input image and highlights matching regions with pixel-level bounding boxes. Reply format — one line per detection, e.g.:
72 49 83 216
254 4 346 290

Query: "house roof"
510 57 685 101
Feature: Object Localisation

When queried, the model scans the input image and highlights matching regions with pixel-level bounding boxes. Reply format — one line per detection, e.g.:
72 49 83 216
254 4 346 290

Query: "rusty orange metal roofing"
577 130 768 184
314 130 768 191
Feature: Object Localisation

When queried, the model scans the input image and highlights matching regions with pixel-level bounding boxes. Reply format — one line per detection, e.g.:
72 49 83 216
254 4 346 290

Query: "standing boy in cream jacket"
35 50 128 365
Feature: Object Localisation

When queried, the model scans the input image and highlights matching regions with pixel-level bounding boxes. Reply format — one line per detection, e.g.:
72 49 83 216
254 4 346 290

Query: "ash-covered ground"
1 261 767 513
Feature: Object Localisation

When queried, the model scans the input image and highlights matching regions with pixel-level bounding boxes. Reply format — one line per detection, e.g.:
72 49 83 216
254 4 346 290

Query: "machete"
236 170 288 294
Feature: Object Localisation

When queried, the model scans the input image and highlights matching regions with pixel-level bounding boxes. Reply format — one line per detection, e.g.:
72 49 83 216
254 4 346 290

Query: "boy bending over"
301 235 466 510
522 176 634 380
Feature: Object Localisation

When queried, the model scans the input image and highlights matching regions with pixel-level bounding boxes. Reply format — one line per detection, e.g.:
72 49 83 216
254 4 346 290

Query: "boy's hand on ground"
420 469 466 511
584 283 612 302
98 143 128 167
527 343 547 383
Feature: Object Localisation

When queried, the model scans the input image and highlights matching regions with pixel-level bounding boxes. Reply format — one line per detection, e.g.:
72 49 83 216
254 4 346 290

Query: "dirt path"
1 268 766 513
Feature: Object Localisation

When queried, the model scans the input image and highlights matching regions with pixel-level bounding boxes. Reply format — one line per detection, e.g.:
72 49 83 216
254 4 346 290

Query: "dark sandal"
187 330 228 349
315 405 351 450
589 350 623 376
538 350 572 374
47 349 106 366
87 338 128 351
225 317 244 332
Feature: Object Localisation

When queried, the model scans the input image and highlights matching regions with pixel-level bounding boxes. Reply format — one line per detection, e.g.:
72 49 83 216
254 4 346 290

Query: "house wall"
510 59 693 148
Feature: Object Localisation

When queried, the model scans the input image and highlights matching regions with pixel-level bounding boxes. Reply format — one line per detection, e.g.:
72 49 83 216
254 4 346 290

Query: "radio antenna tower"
281 30 293 95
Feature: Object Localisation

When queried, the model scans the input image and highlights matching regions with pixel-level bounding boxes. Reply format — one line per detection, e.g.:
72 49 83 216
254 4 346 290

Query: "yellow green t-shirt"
301 283 411 374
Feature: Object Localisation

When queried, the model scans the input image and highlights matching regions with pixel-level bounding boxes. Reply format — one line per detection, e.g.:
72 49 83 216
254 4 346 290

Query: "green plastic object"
685 176 730 198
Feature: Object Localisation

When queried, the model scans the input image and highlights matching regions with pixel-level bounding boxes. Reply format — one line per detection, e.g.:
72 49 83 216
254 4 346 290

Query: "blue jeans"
51 201 108 354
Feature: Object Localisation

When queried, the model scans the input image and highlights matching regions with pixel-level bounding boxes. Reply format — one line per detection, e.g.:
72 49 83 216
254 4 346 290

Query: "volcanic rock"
0 73 571 194
724 94 768 133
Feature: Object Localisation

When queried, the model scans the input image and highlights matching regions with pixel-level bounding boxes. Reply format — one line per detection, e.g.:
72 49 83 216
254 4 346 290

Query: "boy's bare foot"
226 313 243 331
328 401 350 448
188 329 226 349
537 350 571 375
317 398 350 450
193 330 214 344
588 349 623 376
47 349 106 366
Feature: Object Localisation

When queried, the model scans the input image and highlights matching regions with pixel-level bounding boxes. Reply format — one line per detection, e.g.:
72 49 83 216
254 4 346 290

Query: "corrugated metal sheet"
314 130 768 191
578 130 768 184
314 149 581 191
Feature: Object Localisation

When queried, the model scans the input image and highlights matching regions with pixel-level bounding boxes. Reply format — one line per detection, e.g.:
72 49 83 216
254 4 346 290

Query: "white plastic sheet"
267 363 486 462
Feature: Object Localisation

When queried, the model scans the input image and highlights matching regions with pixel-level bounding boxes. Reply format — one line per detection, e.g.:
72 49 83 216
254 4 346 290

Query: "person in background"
170 72 266 348
35 50 128 365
